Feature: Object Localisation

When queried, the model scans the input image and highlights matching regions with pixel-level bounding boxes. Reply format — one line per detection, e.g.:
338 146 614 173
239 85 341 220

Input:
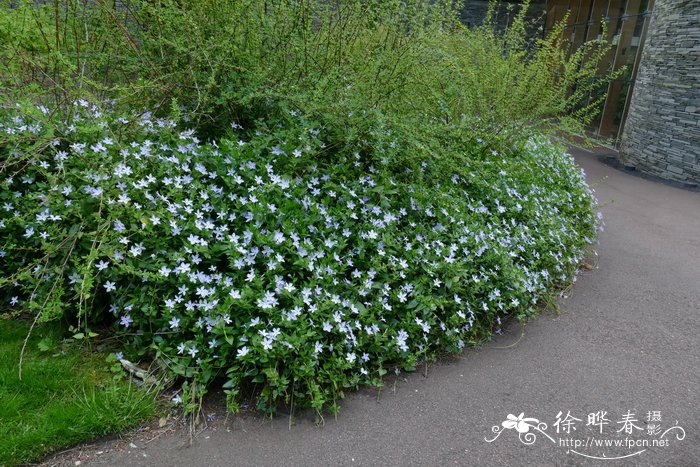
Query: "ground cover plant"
1 0 608 421
0 319 157 466
0 101 600 415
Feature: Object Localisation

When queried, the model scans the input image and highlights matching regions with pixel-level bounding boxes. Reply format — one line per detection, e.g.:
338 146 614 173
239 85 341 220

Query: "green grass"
0 320 158 466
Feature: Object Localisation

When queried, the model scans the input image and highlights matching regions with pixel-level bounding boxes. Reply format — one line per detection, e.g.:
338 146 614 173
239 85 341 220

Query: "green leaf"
37 337 54 352
222 380 235 389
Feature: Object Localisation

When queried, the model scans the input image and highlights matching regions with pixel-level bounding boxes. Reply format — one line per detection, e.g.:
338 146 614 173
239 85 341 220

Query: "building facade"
544 0 655 142
463 0 699 184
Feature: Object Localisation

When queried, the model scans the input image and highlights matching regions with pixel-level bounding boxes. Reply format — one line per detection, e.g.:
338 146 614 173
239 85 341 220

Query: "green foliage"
0 319 157 466
444 1 620 140
0 104 599 415
0 0 607 417
1 0 617 144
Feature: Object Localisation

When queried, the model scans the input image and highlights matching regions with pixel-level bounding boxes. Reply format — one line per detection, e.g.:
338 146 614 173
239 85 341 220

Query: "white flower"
104 281 116 292
396 329 409 352
169 317 180 329
96 260 110 271
129 243 144 257
415 317 431 333
237 346 249 358
286 307 302 321
270 146 285 156
256 291 278 309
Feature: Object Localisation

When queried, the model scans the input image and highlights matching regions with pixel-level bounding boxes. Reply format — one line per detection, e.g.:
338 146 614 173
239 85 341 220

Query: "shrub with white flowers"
0 102 599 414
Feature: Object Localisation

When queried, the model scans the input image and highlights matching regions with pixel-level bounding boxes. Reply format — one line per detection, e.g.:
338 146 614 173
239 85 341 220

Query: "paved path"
80 148 700 466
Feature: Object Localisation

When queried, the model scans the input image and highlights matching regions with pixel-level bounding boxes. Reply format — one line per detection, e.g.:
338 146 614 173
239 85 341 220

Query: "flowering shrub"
3 0 617 145
0 102 599 414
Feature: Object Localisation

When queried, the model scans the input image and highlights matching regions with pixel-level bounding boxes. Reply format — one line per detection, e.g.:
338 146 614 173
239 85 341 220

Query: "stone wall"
620 0 700 185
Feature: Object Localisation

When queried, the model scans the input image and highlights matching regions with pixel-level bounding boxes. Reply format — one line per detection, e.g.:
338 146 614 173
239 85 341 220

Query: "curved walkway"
69 148 700 466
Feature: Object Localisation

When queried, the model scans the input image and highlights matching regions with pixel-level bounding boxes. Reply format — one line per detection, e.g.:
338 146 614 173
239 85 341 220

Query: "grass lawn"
0 319 158 466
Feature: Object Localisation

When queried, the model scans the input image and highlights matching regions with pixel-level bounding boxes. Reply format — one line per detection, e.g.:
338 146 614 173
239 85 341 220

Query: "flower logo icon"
502 413 540 433
485 413 554 445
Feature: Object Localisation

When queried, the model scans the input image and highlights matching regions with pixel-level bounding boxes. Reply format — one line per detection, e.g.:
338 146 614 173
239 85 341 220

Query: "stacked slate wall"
620 0 700 184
